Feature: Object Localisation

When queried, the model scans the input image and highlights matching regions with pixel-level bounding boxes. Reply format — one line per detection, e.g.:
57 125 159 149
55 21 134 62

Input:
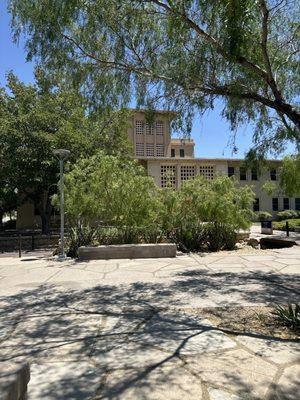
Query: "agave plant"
272 303 300 330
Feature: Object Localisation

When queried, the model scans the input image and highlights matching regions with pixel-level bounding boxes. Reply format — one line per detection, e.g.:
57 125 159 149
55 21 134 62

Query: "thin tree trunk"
39 189 52 234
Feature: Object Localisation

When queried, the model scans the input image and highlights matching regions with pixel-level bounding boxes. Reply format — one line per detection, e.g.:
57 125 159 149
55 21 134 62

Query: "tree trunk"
38 189 52 234
40 213 51 234
0 211 3 230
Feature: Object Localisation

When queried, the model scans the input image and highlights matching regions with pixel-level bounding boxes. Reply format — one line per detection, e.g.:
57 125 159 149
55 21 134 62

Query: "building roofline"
170 138 195 144
128 108 177 116
136 156 283 163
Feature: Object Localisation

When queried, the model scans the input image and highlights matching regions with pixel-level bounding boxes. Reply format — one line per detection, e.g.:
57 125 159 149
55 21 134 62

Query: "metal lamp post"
53 149 70 260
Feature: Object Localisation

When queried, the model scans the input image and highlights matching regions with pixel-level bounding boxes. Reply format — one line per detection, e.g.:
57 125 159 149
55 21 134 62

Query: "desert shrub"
256 211 273 221
272 303 300 331
204 223 237 251
169 224 206 253
273 218 300 231
159 176 254 251
66 226 96 258
65 153 160 227
276 210 298 220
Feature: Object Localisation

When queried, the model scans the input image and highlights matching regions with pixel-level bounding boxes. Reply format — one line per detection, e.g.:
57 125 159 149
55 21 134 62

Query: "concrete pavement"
0 247 299 399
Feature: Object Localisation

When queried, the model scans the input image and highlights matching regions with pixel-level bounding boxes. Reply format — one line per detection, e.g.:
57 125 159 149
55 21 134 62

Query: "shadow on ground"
0 267 299 399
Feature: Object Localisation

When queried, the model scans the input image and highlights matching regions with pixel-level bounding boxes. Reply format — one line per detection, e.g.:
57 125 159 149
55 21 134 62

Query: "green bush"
276 210 298 220
169 224 206 252
256 211 273 221
64 160 255 256
204 223 237 252
273 218 300 231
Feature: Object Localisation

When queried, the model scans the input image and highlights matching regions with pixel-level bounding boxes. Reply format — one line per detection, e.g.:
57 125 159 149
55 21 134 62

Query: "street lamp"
53 149 70 260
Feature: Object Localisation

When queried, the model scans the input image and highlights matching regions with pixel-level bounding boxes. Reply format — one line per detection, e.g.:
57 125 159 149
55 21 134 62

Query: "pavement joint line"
42 269 64 284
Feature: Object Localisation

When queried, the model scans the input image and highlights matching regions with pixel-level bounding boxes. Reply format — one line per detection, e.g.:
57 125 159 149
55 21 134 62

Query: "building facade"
128 110 299 215
16 109 299 230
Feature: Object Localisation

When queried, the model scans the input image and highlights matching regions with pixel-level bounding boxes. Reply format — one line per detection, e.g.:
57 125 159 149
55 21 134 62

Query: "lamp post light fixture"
53 149 70 260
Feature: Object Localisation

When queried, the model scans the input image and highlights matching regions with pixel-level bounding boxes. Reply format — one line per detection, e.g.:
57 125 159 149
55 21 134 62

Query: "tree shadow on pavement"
0 267 299 399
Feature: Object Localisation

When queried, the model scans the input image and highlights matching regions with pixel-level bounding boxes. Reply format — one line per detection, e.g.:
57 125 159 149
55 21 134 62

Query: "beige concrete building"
128 110 300 215
16 109 299 230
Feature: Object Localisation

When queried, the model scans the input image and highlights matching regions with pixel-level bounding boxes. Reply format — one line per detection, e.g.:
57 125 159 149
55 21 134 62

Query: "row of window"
135 120 164 135
136 143 164 157
171 148 185 158
160 165 214 187
253 198 300 212
228 167 277 181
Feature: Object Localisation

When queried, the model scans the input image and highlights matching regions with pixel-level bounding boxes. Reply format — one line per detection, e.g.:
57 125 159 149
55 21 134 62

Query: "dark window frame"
270 168 277 181
171 148 175 158
283 197 290 210
253 198 260 212
251 169 258 181
179 148 185 158
272 198 279 211
240 167 247 181
228 166 235 178
295 198 300 211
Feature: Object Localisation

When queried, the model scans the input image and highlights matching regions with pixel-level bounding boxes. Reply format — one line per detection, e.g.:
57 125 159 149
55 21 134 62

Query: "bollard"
18 234 22 257
31 234 35 251
286 221 289 237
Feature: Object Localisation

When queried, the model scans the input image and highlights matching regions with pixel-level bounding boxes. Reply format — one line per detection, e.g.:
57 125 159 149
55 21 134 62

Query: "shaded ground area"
0 247 299 399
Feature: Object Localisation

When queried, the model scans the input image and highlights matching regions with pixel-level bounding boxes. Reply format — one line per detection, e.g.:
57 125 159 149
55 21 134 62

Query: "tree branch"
259 0 284 102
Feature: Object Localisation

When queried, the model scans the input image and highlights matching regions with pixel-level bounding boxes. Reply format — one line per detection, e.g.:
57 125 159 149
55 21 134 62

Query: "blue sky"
0 3 291 159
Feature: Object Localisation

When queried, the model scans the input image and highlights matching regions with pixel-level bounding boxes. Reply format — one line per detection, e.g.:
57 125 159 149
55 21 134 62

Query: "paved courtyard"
0 247 299 399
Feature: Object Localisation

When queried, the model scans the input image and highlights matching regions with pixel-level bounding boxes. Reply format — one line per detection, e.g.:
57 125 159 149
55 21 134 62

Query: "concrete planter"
0 362 30 400
78 243 177 260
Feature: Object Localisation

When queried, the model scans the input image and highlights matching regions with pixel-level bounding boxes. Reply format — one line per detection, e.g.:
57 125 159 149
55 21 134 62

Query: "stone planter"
0 362 30 400
78 243 177 260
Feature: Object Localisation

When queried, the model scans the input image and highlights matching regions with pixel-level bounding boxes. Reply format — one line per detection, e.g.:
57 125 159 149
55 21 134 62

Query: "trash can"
261 220 273 235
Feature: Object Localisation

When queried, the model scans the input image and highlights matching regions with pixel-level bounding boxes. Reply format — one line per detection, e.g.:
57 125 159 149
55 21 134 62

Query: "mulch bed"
200 306 299 340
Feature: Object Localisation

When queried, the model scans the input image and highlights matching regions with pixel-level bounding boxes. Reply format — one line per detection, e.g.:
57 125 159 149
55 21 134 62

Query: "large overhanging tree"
9 0 300 154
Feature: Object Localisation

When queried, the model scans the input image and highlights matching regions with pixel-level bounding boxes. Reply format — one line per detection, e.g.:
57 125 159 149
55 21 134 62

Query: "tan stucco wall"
146 158 299 215
16 202 41 230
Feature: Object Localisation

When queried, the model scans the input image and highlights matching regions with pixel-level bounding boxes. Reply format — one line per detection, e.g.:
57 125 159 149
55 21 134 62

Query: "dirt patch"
200 306 299 340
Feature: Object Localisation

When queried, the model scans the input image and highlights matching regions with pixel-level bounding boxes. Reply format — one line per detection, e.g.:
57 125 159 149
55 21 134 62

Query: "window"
171 148 175 158
146 143 154 157
161 165 176 188
155 121 164 135
253 198 260 212
179 149 185 158
135 143 144 156
272 198 279 211
135 120 144 135
156 144 165 157
251 169 258 181
270 168 277 181
295 198 300 211
145 123 154 135
240 167 247 181
228 166 235 177
283 198 290 210
199 165 214 180
180 165 195 181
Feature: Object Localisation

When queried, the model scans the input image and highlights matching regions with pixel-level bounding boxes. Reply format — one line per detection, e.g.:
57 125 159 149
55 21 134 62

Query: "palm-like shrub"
272 303 300 330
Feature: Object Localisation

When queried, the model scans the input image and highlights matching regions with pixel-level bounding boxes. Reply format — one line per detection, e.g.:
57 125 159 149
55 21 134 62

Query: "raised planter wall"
0 362 30 400
78 243 177 260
